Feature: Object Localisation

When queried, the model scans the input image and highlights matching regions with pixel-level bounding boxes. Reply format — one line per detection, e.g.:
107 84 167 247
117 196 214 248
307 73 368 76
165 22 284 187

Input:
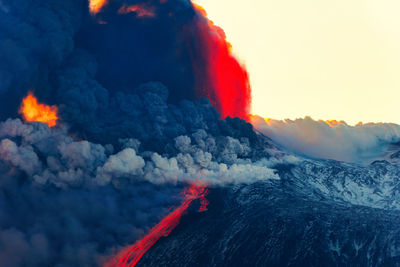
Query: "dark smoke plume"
0 1 278 266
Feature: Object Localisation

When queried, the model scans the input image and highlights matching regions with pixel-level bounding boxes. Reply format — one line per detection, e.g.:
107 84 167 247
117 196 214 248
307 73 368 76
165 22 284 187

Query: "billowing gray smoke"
4 1 400 266
0 116 281 266
0 118 278 188
0 0 254 148
0 1 283 265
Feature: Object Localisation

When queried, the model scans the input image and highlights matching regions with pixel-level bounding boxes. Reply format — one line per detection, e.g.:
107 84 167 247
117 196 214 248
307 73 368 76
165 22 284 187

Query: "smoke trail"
107 183 209 267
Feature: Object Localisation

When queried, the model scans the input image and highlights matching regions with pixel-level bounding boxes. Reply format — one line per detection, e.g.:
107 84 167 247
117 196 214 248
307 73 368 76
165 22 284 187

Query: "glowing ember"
89 0 108 15
186 2 252 121
19 92 59 127
118 4 156 18
107 183 209 267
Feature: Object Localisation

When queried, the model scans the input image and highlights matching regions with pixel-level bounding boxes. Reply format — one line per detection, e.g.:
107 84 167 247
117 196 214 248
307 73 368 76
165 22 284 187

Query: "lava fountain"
19 92 59 127
106 183 209 267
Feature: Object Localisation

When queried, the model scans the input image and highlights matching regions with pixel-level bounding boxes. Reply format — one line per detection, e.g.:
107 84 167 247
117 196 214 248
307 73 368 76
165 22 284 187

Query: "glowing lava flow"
107 183 209 267
19 92 59 127
89 0 108 15
187 2 251 121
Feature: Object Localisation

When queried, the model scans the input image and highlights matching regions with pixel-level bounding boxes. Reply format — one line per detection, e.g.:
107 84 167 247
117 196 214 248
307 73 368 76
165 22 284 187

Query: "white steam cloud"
252 115 400 163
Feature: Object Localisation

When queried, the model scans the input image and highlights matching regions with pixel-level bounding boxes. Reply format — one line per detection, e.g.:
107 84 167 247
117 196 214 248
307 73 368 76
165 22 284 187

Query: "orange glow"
248 115 271 126
191 3 233 50
19 92 59 127
118 4 156 18
192 3 207 16
256 115 270 123
323 120 347 127
248 114 259 121
89 0 108 15
264 117 271 123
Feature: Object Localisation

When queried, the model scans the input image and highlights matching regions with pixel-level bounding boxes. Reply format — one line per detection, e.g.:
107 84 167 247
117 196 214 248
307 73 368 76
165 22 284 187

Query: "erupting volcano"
19 92 59 127
107 183 209 267
187 2 252 121
3 0 400 266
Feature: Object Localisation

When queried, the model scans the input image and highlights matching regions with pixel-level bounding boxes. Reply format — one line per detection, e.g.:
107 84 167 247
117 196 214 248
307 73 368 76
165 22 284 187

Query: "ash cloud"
0 0 83 118
0 0 251 147
2 0 398 266
0 1 277 260
0 117 280 266
252 115 400 163
0 0 277 266
0 118 278 188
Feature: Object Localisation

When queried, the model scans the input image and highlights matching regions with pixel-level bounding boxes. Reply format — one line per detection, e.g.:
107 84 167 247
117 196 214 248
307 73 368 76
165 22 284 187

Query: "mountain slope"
137 160 400 266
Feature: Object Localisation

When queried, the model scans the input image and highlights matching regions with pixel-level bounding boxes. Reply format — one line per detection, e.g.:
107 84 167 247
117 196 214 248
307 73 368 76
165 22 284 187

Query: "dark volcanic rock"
138 162 400 267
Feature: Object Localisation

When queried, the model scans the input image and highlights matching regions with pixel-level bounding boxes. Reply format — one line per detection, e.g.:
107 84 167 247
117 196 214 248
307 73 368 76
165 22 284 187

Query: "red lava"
106 183 209 267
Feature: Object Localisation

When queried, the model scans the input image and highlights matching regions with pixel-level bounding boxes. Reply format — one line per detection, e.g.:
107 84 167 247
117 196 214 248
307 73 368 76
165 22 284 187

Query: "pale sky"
194 0 400 125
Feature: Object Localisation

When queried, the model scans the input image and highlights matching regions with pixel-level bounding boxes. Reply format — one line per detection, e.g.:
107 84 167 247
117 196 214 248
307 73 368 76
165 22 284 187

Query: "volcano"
0 0 399 266
135 158 400 266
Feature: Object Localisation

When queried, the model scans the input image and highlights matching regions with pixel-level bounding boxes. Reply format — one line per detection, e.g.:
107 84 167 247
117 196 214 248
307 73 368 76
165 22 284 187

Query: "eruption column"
187 3 252 121
107 183 209 267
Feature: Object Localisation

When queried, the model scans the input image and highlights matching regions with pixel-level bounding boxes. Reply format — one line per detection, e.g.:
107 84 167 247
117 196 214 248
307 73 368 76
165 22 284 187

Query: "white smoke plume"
252 115 400 163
